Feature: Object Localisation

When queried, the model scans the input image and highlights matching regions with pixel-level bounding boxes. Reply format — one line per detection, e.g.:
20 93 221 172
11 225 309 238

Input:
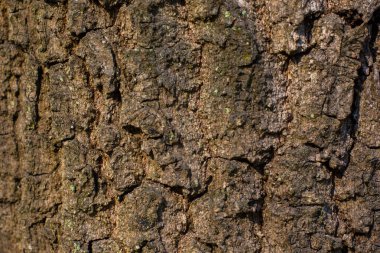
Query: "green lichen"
64 219 76 233
27 122 35 130
70 184 76 193
241 53 253 65
133 245 141 252
73 242 81 253
168 131 176 142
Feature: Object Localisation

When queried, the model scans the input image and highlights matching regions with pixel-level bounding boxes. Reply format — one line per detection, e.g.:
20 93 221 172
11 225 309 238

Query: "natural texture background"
1 0 380 252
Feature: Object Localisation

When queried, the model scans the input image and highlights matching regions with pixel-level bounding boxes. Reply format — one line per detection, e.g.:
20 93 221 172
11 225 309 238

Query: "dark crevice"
0 199 19 205
336 11 379 177
370 9 380 63
279 14 319 63
123 124 143 135
366 144 380 149
156 200 168 252
235 198 264 225
145 176 192 198
188 176 213 202
169 0 186 5
70 27 104 42
92 169 100 195
214 149 274 176
44 0 66 6
370 157 380 169
28 217 47 229
117 184 140 202
365 218 376 239
12 76 21 176
90 199 115 216
80 60 99 139
88 240 93 253
289 203 326 208
287 45 316 64
90 0 125 25
53 135 76 150
34 66 43 130
109 3 123 27
134 240 152 253
88 237 111 253
305 142 323 151
26 171 53 177
321 160 345 179
12 88 20 123
230 156 265 175
336 9 364 28
91 0 124 13
108 83 122 103
344 62 365 139
330 170 337 199
108 47 122 102
341 245 349 253
244 60 258 92
235 210 263 225
149 0 185 16
158 181 187 196
302 14 318 43
44 58 69 68
90 0 102 8
96 155 104 168
204 242 218 252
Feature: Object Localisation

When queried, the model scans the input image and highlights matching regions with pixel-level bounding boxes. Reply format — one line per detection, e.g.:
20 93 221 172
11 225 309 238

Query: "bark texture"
1 0 380 252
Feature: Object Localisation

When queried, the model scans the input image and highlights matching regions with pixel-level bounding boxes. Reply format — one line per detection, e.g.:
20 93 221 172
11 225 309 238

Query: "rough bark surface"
1 0 380 252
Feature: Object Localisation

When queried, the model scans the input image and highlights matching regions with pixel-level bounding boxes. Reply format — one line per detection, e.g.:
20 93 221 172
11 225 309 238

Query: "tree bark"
1 0 380 252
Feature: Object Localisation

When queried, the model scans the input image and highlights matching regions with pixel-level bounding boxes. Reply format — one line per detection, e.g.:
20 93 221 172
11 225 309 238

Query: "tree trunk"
1 0 380 252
